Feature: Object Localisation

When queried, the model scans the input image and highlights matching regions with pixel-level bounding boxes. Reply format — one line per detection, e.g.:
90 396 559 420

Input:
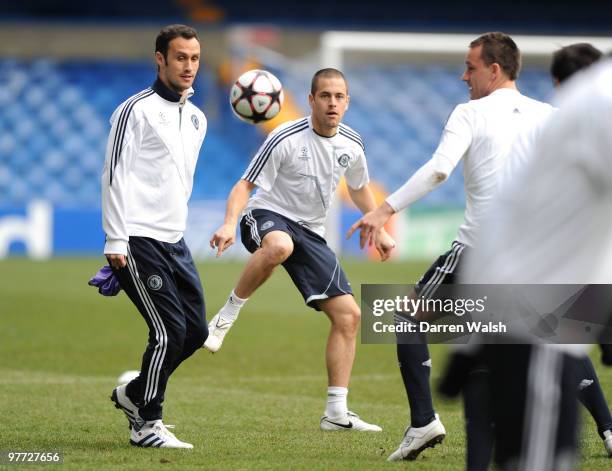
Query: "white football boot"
387 414 446 461
111 384 142 430
130 420 193 449
203 311 236 353
603 429 612 457
320 411 382 432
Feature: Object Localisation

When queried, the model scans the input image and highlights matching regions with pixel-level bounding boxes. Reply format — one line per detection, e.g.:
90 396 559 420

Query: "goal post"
321 31 612 68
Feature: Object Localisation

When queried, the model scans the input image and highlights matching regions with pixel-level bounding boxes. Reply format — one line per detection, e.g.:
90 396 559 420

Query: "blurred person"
205 68 395 431
347 32 554 464
496 42 612 458
550 42 603 86
462 58 612 470
500 42 603 183
101 24 207 448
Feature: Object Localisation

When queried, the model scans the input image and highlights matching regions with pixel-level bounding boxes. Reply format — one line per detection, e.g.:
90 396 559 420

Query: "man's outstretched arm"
210 179 256 257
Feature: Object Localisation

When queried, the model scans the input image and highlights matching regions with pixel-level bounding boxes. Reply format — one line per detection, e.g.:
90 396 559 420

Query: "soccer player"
462 58 612 470
347 32 554 463
206 68 395 431
498 42 612 458
101 24 208 448
500 42 603 183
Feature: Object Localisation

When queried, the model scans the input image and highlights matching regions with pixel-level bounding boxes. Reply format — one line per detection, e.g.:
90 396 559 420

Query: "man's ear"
490 62 502 80
155 51 166 68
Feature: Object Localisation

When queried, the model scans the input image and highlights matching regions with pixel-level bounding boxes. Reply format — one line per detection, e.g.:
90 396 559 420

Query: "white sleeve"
345 148 370 190
101 106 143 255
241 130 286 191
385 105 472 212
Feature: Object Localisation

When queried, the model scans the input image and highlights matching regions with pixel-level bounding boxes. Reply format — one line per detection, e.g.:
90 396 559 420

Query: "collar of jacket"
152 78 194 104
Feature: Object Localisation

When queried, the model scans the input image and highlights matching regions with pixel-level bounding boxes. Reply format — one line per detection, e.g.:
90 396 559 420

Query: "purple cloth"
88 265 122 296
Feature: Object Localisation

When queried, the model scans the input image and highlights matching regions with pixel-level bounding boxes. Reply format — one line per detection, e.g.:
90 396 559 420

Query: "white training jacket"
101 79 207 256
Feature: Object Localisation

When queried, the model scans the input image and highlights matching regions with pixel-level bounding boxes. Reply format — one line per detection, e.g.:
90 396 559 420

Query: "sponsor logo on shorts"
147 275 163 291
261 220 275 231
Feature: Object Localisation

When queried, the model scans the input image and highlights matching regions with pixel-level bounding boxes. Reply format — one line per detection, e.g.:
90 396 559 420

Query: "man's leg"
388 244 465 461
463 367 494 471
576 356 612 452
397 341 436 428
170 239 208 373
319 294 360 389
438 346 494 470
110 238 194 448
317 294 381 432
204 230 293 352
117 243 188 420
488 344 579 471
234 230 294 298
388 337 446 461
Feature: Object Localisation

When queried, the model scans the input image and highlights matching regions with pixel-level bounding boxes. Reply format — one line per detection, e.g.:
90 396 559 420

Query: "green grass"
0 258 610 470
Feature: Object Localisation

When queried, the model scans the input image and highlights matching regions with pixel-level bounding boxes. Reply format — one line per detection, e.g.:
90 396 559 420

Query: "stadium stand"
0 59 553 209
235 61 553 207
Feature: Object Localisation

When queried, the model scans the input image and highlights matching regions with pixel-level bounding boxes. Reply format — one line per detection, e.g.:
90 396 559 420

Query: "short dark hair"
470 32 521 81
155 24 199 61
310 68 348 95
550 43 602 83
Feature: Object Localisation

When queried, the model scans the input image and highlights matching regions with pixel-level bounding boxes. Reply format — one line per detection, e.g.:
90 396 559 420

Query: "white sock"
219 290 248 322
325 386 348 419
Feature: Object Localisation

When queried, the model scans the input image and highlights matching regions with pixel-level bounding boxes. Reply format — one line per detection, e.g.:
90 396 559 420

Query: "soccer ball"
117 370 140 385
230 69 284 124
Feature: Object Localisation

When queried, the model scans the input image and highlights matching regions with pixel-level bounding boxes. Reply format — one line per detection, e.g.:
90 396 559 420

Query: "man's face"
156 36 200 93
462 45 495 100
308 76 349 135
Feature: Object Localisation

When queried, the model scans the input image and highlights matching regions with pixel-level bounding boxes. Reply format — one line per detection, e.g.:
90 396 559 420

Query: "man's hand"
107 254 127 269
374 229 396 261
210 223 237 257
346 202 395 249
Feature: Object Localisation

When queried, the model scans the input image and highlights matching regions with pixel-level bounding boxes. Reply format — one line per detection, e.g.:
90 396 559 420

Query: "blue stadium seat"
338 62 553 209
0 59 553 209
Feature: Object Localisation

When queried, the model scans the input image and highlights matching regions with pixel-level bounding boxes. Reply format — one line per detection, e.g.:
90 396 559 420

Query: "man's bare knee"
329 302 361 333
260 232 294 265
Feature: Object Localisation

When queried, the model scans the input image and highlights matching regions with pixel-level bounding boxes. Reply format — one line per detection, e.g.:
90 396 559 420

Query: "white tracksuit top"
101 79 207 255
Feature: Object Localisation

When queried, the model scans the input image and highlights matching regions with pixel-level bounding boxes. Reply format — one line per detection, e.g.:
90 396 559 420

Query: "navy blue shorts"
240 209 352 311
415 241 467 298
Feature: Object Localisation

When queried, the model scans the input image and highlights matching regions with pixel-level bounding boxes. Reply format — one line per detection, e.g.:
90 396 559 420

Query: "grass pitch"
0 258 610 470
